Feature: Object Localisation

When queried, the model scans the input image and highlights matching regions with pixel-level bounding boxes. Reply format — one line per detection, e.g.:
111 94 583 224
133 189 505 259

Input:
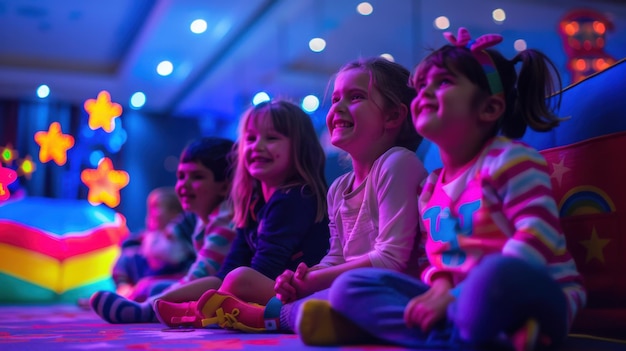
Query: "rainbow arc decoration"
558 185 615 217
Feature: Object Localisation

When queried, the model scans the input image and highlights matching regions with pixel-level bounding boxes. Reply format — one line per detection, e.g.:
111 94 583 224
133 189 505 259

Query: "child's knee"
329 268 388 305
332 268 382 290
221 267 256 290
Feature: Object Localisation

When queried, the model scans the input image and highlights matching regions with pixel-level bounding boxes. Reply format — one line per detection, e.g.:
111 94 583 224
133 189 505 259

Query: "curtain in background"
1 99 85 200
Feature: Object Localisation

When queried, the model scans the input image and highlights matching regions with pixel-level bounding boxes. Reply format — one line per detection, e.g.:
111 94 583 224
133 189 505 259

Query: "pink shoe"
153 299 203 328
195 289 281 332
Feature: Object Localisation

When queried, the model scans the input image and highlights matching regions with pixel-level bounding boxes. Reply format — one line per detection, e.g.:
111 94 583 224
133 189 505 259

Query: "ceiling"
1 0 625 123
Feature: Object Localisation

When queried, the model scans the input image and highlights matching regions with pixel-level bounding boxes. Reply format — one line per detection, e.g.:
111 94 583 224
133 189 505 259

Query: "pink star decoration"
80 157 129 208
0 164 17 201
84 90 123 132
34 122 75 166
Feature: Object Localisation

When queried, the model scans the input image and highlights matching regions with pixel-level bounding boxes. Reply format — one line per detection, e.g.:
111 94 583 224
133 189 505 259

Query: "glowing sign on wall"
80 157 129 208
34 122 75 166
559 9 616 84
84 91 123 133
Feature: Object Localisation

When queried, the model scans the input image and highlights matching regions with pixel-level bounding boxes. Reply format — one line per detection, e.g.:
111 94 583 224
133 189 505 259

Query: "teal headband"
444 27 504 96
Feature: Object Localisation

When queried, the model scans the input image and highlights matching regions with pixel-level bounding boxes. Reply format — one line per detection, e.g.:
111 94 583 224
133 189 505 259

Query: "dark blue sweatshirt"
216 186 330 280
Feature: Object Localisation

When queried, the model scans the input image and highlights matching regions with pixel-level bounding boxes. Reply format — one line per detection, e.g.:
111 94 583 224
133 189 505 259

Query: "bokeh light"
37 84 50 99
252 92 270 105
190 19 207 34
434 16 450 30
302 95 320 113
130 92 146 109
157 60 174 76
357 2 373 16
309 38 326 52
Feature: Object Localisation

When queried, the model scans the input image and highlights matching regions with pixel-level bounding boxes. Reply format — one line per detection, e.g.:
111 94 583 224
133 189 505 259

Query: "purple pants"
328 255 568 348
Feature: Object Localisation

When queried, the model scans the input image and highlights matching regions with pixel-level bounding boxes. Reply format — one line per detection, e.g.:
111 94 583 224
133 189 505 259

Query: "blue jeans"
328 255 568 349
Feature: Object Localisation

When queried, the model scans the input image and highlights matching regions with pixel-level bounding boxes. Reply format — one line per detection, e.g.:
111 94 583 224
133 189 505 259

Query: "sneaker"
195 289 280 333
153 299 202 328
511 318 539 351
296 299 367 346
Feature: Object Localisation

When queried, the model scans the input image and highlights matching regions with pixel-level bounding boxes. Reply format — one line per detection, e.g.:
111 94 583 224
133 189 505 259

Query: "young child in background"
311 28 586 350
113 186 189 302
91 136 237 323
154 57 428 334
151 99 331 328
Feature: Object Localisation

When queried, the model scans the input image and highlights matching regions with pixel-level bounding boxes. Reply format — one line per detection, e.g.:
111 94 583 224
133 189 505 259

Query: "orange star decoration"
34 122 75 166
579 227 611 263
80 157 129 208
0 164 17 201
84 90 123 132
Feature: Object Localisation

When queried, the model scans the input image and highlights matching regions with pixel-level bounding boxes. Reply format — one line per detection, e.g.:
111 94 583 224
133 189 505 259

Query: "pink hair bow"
443 27 504 95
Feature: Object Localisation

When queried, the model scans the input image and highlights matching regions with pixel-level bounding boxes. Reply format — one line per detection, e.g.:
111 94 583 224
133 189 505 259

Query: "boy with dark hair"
91 136 237 323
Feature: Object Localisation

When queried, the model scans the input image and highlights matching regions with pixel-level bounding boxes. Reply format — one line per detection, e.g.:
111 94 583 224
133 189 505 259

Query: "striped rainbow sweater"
179 200 236 282
419 136 586 327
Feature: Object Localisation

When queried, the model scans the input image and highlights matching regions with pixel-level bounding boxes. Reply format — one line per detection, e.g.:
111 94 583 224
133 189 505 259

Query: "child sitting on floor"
112 186 190 302
153 100 331 329
91 136 237 323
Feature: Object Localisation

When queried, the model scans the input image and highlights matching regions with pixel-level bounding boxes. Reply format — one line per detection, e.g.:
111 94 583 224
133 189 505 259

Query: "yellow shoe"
295 299 367 346
196 289 280 333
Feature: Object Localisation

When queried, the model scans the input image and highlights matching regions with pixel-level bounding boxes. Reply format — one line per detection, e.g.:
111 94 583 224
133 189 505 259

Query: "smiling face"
175 161 227 221
326 68 389 158
242 113 294 195
410 64 483 148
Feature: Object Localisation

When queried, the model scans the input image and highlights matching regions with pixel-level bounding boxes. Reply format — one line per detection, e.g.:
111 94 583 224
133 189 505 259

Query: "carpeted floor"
0 304 624 351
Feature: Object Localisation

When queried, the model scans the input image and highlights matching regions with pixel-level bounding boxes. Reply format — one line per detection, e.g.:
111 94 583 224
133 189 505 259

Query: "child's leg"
93 276 222 324
158 276 222 302
294 294 374 345
90 291 156 323
219 267 277 304
328 267 455 348
450 254 568 349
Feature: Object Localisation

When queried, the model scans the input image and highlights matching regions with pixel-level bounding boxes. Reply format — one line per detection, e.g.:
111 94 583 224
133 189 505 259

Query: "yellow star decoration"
84 90 123 132
80 157 129 208
34 122 75 166
579 227 610 263
550 158 570 188
17 155 36 179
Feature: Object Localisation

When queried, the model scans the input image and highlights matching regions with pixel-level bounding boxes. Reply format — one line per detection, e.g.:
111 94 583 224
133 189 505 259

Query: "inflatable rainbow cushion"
0 197 129 303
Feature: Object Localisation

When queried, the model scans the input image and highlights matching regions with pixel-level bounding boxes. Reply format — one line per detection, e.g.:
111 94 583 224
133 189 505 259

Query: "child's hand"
274 263 311 303
403 278 454 332
275 269 297 303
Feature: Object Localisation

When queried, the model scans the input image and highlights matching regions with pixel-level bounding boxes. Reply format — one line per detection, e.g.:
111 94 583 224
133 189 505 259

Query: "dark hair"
334 57 423 151
232 100 328 227
179 137 235 182
414 44 563 139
